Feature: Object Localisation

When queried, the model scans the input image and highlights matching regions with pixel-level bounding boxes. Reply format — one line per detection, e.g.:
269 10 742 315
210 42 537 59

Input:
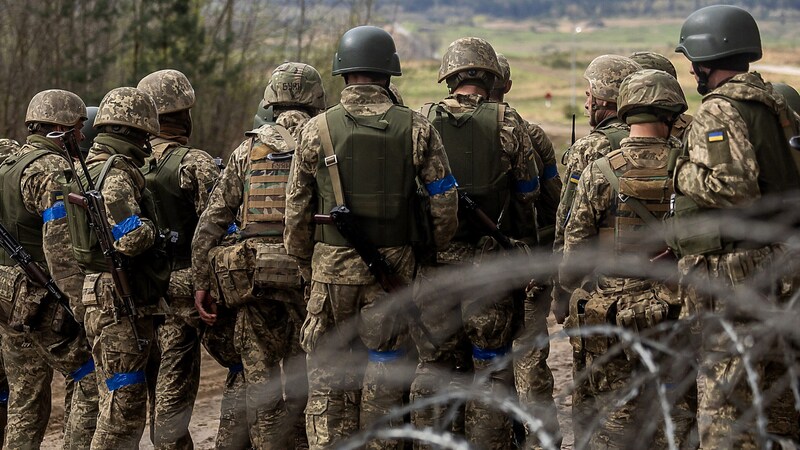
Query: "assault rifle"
47 130 147 351
0 222 73 321
458 191 514 251
314 205 437 346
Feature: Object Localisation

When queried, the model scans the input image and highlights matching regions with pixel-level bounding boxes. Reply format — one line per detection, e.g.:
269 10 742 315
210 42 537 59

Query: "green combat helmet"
629 51 678 79
94 87 160 136
79 106 99 155
675 5 762 63
617 69 688 125
332 26 401 76
584 55 642 103
263 62 326 113
25 89 87 127
136 69 195 115
438 37 502 92
773 82 800 115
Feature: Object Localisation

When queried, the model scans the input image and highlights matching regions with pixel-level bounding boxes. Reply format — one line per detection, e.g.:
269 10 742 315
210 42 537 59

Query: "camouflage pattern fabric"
24 89 87 127
0 335 7 446
527 120 561 236
285 84 458 449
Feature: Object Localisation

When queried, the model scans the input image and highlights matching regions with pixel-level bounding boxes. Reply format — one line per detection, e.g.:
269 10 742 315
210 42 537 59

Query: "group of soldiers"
0 3 799 450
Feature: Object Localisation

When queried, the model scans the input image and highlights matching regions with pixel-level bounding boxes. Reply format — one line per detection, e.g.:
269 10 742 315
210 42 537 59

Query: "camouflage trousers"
679 246 800 449
202 304 250 449
83 272 155 450
0 336 6 446
0 327 52 449
150 269 202 450
234 298 307 449
301 280 412 450
410 241 518 450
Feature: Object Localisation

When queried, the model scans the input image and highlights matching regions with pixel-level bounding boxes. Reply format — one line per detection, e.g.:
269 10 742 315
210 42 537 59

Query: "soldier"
773 82 800 115
488 52 562 448
629 51 693 141
0 89 100 449
284 26 458 449
193 62 326 449
62 86 169 448
561 69 696 448
672 5 800 447
415 37 539 450
136 69 219 449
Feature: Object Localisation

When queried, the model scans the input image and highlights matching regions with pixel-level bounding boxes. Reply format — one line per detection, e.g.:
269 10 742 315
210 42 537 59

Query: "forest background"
1 0 799 159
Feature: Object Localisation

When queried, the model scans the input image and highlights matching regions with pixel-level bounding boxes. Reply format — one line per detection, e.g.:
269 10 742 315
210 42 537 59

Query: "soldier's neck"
629 122 669 139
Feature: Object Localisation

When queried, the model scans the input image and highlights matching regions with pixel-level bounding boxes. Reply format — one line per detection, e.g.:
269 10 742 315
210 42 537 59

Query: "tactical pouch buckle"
324 155 338 167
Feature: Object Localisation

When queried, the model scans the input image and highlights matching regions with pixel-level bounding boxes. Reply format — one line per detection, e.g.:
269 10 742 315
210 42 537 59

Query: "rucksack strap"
595 154 661 229
317 115 346 207
598 126 627 151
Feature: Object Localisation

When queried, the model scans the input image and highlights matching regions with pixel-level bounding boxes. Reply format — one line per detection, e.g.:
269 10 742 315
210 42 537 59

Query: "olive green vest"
671 96 800 256
0 149 55 265
427 100 508 242
315 104 418 247
143 144 196 269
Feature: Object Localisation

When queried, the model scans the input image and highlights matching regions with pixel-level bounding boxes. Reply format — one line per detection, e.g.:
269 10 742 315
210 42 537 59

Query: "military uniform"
285 77 457 448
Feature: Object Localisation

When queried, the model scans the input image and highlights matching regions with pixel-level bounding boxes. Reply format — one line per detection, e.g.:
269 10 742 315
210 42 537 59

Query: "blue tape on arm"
425 174 458 196
228 363 244 374
515 177 540 193
472 345 510 361
106 370 146 391
226 223 239 236
43 201 67 223
70 358 95 383
368 349 404 363
112 215 143 241
542 164 559 180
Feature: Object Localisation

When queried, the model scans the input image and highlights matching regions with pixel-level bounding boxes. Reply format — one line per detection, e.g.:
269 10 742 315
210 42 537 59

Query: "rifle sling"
595 156 660 229
317 116 346 207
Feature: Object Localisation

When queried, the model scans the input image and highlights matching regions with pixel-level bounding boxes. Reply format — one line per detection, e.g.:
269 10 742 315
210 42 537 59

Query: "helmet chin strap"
693 62 711 95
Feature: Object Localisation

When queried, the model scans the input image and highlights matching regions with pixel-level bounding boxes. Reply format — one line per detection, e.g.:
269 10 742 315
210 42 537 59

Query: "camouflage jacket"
149 136 219 217
560 136 672 292
554 115 629 253
527 120 561 231
284 84 458 284
192 110 309 290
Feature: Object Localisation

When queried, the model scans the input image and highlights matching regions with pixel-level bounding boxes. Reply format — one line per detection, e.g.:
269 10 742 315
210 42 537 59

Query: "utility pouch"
583 290 618 355
615 289 670 333
0 267 23 325
210 241 257 308
8 279 47 332
669 195 723 256
254 243 302 301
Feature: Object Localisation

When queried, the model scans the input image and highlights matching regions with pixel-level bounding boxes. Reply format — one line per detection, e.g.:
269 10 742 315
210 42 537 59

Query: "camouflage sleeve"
180 148 221 216
191 142 248 290
102 166 156 257
284 117 320 267
503 110 537 241
528 122 562 228
411 112 458 250
674 98 760 208
20 153 69 216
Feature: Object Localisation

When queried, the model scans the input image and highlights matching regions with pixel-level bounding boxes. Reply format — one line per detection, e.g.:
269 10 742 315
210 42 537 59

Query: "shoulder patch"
707 130 725 143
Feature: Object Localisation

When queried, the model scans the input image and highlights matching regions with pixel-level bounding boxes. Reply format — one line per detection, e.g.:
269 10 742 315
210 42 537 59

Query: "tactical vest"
0 149 57 266
62 155 170 303
426 100 509 242
143 143 196 269
239 124 296 238
315 104 418 247
671 95 800 256
595 149 673 256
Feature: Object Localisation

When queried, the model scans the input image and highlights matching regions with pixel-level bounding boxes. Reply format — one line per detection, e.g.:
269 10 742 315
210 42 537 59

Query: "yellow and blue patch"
708 130 725 142
569 173 580 184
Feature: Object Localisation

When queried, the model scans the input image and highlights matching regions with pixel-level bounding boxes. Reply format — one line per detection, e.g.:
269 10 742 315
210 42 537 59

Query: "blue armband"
112 215 143 241
70 358 95 383
515 177 540 193
472 345 510 361
542 164 559 180
106 370 146 391
368 349 404 363
425 174 458 196
226 223 240 236
0 389 7 404
43 201 67 223
228 363 244 374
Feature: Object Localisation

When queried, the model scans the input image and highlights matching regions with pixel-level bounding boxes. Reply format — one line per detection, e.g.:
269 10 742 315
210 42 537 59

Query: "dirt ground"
39 314 575 449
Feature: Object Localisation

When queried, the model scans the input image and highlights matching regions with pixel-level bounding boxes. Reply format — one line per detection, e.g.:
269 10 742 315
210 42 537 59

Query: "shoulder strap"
96 154 127 190
598 126 627 151
317 114 346 207
497 103 506 126
595 155 660 229
421 103 435 120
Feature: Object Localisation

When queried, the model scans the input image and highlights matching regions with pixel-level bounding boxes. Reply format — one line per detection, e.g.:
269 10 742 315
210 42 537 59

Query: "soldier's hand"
194 290 217 326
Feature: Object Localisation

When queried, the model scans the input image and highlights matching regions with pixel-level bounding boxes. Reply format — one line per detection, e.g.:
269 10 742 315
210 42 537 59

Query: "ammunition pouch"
254 243 301 295
666 194 722 257
0 267 23 325
615 284 679 333
6 275 48 333
583 289 618 355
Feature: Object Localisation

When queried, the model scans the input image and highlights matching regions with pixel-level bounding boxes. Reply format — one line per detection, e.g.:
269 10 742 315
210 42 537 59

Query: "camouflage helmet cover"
493 53 511 89
617 69 688 123
263 62 326 112
772 82 800 115
675 5 762 63
584 55 642 103
94 87 160 136
332 26 401 76
136 69 195 115
25 89 88 126
629 51 678 79
438 37 502 83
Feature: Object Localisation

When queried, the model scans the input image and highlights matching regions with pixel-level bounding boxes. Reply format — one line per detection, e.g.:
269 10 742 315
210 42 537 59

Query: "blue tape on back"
111 215 143 241
542 164 559 180
226 222 239 236
515 177 540 193
368 349 404 363
425 174 458 196
105 370 146 391
472 345 510 361
70 358 95 383
43 201 67 223
228 363 244 374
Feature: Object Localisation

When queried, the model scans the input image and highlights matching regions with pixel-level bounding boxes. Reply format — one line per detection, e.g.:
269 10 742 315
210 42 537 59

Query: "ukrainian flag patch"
707 130 725 142
569 173 580 184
